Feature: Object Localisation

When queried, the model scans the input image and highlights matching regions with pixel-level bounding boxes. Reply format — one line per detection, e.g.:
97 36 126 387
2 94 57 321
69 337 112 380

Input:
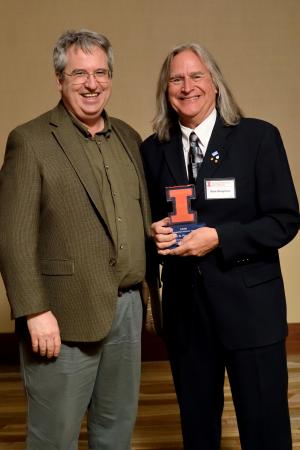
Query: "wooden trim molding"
286 323 300 354
0 323 299 364
0 332 19 364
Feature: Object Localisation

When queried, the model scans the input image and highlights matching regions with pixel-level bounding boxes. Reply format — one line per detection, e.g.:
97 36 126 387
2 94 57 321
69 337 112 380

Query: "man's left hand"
168 226 219 257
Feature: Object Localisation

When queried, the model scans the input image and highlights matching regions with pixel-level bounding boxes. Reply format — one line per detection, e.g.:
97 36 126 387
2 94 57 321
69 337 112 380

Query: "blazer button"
109 258 117 267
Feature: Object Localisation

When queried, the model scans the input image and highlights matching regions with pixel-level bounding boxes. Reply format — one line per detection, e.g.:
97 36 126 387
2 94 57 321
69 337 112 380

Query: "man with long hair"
141 43 299 450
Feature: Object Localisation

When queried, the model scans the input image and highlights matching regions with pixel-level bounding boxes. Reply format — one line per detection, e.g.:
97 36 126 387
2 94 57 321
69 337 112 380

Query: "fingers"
39 339 47 357
170 229 202 256
168 227 219 257
27 311 61 358
151 217 177 251
45 335 61 359
30 334 61 358
151 217 172 235
45 338 53 359
53 335 61 358
168 244 190 256
31 337 39 353
156 235 177 252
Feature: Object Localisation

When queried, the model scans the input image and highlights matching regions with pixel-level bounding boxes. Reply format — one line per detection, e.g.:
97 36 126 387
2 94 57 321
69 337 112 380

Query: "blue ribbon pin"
210 150 220 164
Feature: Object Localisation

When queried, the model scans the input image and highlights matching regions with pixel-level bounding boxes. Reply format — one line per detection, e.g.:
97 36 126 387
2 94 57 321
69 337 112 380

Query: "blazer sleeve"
0 129 49 318
216 125 299 264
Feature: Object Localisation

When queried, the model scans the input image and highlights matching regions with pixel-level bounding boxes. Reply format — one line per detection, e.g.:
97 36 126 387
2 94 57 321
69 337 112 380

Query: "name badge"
205 178 236 200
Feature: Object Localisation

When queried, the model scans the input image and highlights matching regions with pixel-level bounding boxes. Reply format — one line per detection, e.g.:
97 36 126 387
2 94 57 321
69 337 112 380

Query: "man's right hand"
151 217 177 255
27 311 61 358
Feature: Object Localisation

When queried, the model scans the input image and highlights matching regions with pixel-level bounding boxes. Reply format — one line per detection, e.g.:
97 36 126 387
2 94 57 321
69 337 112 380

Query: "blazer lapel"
163 129 189 185
196 116 233 183
111 121 141 174
111 120 152 236
162 119 233 188
49 103 113 240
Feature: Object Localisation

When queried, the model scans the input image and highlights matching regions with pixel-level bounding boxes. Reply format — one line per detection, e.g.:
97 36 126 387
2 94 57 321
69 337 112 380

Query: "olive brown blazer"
0 102 151 342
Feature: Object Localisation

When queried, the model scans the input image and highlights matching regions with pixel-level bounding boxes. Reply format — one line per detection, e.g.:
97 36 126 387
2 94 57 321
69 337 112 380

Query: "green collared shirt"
70 112 146 288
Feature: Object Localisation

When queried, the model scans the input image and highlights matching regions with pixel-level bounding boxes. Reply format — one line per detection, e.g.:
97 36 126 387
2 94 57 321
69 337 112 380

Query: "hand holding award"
165 184 205 248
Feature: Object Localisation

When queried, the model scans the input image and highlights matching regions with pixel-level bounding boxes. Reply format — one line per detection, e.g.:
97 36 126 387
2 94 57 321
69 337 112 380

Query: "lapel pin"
210 150 220 164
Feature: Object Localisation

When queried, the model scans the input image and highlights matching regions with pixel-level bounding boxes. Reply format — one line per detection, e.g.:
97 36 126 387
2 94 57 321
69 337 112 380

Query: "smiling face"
57 44 112 130
167 49 217 128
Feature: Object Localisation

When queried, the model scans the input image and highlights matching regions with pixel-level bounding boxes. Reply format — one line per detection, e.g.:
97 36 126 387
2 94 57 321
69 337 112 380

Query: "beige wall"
0 0 299 332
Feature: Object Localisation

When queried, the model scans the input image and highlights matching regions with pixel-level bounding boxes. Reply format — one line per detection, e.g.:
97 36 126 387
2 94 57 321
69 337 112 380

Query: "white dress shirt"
180 108 217 176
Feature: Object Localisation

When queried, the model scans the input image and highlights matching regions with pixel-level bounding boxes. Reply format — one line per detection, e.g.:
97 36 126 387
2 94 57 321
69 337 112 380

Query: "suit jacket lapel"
163 118 233 187
163 129 189 185
49 103 113 240
196 115 233 182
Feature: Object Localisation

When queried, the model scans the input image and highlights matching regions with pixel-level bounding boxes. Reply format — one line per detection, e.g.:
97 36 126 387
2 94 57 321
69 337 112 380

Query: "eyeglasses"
168 72 207 86
63 69 111 85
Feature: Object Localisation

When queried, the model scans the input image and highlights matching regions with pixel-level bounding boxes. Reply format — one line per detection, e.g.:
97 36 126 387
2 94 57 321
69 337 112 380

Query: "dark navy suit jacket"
141 116 299 349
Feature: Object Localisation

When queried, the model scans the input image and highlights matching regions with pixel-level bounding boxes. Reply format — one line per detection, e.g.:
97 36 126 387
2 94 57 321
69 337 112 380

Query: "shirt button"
105 165 109 170
109 258 116 267
117 217 122 222
120 244 124 249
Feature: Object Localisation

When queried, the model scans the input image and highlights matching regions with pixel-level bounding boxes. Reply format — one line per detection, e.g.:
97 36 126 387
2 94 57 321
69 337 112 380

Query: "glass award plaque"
165 184 205 248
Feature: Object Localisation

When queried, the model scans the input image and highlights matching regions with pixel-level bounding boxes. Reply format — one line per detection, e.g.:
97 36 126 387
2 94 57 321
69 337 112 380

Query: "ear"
56 74 63 93
212 79 218 94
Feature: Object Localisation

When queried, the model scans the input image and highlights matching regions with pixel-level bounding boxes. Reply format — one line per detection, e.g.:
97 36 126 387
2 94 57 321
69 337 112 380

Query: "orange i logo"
166 185 197 224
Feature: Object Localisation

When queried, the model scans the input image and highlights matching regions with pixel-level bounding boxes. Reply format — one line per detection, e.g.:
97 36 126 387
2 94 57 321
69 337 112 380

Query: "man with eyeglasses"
141 44 299 450
0 29 152 450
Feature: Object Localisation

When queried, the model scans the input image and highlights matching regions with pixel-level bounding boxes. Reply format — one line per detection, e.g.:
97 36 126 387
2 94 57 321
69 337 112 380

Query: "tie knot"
189 132 198 144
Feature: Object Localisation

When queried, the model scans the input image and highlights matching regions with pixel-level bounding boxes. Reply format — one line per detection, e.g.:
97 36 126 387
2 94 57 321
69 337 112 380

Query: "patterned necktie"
188 131 204 183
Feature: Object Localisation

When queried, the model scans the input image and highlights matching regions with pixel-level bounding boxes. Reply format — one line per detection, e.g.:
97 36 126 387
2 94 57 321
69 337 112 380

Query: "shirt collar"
180 108 217 152
65 106 112 139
